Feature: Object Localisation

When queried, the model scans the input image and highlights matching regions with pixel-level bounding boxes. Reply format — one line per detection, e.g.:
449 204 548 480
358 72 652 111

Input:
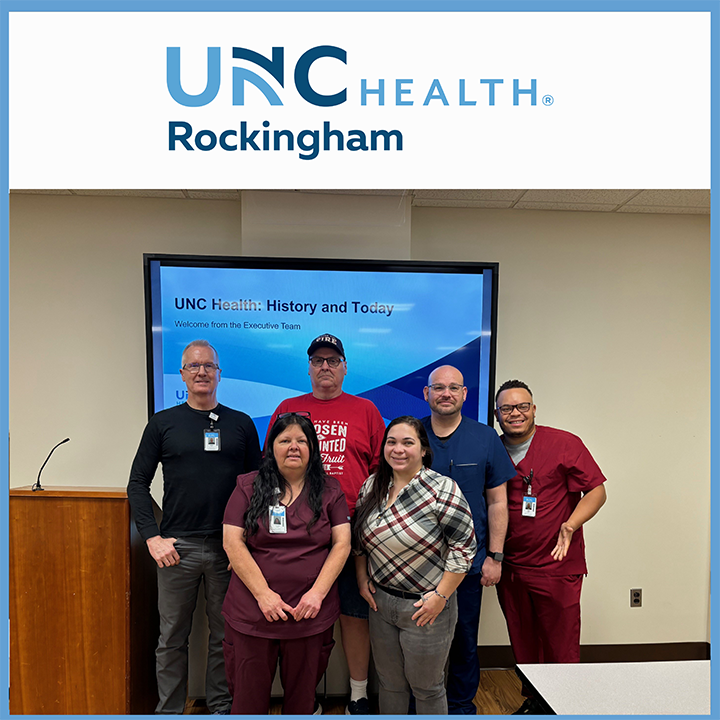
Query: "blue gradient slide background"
151 263 493 440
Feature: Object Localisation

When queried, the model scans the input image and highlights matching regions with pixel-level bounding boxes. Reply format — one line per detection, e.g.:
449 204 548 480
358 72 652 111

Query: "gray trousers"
155 536 231 714
369 588 458 715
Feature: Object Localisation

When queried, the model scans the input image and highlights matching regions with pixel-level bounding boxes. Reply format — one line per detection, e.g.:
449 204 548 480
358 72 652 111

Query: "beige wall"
412 207 710 647
9 192 710 687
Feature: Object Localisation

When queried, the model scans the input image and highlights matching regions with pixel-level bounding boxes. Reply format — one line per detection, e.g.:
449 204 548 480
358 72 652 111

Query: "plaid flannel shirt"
356 466 477 593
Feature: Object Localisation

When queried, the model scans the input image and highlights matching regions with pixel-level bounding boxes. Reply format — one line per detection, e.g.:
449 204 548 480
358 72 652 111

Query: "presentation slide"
147 257 497 438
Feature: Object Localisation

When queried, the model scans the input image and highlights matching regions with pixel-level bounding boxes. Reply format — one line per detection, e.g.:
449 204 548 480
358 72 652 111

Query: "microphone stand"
32 438 71 491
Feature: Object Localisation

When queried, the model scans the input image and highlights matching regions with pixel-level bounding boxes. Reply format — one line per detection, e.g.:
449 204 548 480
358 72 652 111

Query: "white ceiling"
10 188 710 215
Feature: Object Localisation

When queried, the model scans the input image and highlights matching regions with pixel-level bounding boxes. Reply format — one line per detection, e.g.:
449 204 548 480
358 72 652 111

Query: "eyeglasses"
182 362 219 374
277 411 312 420
309 356 344 368
429 384 464 394
497 403 533 415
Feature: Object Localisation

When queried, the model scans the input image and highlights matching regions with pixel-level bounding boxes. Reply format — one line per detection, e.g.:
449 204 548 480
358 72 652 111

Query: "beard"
430 401 461 416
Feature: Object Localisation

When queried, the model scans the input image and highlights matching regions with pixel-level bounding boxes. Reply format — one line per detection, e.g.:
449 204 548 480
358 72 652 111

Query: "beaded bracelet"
432 589 448 605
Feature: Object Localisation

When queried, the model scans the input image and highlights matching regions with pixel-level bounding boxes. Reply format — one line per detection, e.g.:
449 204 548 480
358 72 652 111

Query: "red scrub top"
222 471 350 639
503 426 607 577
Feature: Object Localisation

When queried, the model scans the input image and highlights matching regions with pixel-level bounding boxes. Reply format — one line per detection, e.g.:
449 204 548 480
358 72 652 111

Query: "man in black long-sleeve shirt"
128 340 261 714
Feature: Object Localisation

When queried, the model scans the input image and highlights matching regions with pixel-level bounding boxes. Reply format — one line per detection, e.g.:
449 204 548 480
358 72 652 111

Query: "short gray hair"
181 339 219 366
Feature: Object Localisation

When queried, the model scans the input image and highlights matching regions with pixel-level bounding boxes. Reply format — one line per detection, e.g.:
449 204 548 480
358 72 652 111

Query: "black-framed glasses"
182 362 219 374
497 403 532 415
277 411 312 420
309 356 344 368
429 383 464 394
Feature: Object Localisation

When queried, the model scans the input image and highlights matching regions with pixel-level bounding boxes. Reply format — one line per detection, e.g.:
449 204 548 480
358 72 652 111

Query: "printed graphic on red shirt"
268 392 384 514
314 419 348 475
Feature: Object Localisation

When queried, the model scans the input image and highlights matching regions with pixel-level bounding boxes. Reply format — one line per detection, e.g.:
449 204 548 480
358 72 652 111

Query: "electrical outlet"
630 588 642 607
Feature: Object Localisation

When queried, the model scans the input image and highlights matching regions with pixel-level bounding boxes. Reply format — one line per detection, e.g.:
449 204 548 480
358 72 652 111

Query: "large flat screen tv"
144 254 499 441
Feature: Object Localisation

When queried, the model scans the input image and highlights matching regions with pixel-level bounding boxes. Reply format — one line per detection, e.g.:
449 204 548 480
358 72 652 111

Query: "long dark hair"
352 416 433 549
244 413 327 536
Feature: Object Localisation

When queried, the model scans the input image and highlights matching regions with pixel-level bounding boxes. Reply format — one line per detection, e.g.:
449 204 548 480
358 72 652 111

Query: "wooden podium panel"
10 486 159 714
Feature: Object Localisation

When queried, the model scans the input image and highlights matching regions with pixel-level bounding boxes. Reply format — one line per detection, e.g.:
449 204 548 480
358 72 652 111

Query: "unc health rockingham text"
166 46 542 161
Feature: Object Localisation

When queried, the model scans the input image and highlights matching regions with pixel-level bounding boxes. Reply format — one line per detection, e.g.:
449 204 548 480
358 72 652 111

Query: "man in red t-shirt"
494 380 607 715
267 334 386 715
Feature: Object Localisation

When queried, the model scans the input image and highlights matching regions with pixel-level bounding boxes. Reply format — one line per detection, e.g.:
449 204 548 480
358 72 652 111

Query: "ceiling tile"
521 189 638 205
413 198 514 208
617 205 709 215
10 189 73 195
8 188 711 216
71 189 187 199
515 201 614 212
186 190 241 200
413 189 523 202
299 189 408 196
624 189 710 208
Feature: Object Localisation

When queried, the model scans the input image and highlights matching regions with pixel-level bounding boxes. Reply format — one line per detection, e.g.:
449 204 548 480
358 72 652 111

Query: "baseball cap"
307 334 345 358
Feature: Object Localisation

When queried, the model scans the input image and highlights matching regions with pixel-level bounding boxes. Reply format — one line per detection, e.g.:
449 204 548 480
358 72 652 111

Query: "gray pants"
156 536 231 714
369 588 458 715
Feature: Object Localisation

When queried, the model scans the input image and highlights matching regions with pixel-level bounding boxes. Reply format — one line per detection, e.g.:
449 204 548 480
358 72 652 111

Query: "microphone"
32 438 70 491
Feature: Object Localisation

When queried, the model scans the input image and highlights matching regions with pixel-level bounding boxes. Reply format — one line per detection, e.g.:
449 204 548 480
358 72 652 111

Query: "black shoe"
313 700 323 715
346 697 371 714
512 697 543 715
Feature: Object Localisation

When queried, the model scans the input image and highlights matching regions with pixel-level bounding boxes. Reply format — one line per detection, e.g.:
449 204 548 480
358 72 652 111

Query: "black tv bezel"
143 253 500 426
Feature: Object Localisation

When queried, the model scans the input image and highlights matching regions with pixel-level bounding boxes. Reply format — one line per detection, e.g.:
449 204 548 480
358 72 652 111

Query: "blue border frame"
710 5 718 720
0 2 8 718
0 1 718 9
0 7 720 715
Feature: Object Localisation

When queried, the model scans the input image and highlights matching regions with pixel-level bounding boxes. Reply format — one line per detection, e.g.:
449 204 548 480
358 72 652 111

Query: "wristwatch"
487 551 504 562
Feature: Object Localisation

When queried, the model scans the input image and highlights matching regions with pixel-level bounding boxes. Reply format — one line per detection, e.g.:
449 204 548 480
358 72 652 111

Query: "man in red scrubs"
494 380 607 715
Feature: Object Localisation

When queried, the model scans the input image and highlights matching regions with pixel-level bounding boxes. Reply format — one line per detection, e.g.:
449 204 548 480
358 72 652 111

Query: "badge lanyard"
521 469 537 518
204 411 220 452
269 487 287 534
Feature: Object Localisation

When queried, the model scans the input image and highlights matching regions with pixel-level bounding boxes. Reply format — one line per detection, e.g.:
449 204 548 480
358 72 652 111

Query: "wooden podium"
9 486 160 714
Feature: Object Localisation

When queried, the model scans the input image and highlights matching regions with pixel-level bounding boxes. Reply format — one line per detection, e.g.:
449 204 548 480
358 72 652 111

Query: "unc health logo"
166 45 348 107
166 44 402 159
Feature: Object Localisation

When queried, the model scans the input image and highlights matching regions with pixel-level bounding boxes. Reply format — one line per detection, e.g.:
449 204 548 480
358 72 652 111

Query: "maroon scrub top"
504 426 607 577
222 471 350 639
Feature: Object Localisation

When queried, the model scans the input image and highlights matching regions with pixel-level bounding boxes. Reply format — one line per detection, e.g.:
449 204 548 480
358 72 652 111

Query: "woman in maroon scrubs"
222 412 351 715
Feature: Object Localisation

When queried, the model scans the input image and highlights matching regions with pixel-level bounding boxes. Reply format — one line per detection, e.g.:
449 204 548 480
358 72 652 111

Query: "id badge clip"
204 429 220 451
269 505 287 533
521 469 536 517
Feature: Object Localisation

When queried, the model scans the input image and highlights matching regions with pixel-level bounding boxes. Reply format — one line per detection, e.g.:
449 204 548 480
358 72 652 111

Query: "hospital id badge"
522 496 537 517
269 505 287 533
204 429 221 451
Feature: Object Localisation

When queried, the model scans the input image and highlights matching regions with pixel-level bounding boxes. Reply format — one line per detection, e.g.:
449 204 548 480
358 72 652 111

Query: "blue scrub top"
421 415 516 573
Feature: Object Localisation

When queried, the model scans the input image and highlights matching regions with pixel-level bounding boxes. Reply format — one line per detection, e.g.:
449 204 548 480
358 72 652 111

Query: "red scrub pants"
497 571 583 666
223 623 334 714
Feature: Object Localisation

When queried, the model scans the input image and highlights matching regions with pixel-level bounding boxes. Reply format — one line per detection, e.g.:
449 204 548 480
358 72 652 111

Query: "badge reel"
269 488 287 534
204 412 220 452
521 469 537 518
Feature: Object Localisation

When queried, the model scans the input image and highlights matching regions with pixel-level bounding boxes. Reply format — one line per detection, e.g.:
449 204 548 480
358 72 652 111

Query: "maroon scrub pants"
223 623 335 714
497 571 583 666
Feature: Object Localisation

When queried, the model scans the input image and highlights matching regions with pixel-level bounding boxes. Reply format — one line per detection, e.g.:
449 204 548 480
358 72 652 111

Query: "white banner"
8 11 711 188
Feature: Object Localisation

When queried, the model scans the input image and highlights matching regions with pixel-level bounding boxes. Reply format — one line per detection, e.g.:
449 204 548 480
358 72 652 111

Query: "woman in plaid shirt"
353 416 477 714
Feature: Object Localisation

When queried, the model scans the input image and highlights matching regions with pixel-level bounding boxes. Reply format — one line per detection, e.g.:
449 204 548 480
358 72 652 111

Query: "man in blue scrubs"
421 366 515 715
